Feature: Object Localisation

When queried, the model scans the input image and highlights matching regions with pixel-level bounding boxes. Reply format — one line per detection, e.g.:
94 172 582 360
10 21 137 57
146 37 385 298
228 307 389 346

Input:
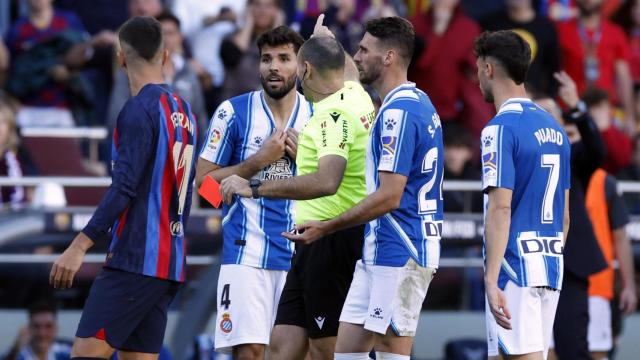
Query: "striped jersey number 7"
541 154 560 224
173 141 194 216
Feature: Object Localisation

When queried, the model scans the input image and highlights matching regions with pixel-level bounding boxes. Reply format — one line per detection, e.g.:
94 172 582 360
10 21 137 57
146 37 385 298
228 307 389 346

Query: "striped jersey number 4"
541 154 560 224
173 141 194 216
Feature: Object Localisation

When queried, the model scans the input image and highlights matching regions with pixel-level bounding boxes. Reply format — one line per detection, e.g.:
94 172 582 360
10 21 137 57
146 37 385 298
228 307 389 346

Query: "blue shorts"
76 267 180 353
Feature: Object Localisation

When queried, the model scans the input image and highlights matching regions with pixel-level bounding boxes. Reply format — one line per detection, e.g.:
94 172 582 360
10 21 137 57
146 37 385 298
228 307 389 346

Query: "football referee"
221 26 375 360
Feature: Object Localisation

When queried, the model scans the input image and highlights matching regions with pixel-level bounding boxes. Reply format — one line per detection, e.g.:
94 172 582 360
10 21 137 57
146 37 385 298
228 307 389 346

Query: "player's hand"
282 221 331 244
257 129 286 166
220 175 251 204
619 286 638 315
486 283 512 330
311 14 335 39
13 326 30 350
285 128 299 160
50 233 90 289
554 71 579 109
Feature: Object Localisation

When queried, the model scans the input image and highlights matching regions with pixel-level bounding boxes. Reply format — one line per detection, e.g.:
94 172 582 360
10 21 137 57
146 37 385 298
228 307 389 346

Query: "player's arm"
484 187 513 330
284 171 406 241
563 189 570 244
50 101 155 289
614 226 637 314
196 129 286 186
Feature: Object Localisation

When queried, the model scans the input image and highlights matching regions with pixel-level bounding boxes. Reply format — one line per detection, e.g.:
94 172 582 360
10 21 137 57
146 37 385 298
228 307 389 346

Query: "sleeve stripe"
392 110 408 172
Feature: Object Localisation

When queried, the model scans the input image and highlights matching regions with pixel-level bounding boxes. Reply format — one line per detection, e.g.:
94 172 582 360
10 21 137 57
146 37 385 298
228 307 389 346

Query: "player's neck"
127 67 165 96
492 83 528 112
507 5 535 23
309 77 344 103
374 69 409 103
265 89 297 129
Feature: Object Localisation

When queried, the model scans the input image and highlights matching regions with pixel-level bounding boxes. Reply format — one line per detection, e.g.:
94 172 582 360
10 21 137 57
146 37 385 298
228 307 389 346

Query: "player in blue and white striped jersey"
285 17 443 360
195 27 311 358
475 31 571 359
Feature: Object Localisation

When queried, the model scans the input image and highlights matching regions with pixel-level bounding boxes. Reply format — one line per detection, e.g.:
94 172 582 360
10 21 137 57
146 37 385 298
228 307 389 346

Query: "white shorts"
339 259 435 337
588 296 613 352
486 281 560 357
214 264 287 353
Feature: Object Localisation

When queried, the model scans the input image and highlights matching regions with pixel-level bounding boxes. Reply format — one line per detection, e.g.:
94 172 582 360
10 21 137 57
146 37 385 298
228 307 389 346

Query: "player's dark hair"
257 26 305 55
444 123 473 149
156 11 181 29
474 30 531 85
118 16 163 61
28 300 57 318
299 36 345 74
364 17 415 64
582 87 609 107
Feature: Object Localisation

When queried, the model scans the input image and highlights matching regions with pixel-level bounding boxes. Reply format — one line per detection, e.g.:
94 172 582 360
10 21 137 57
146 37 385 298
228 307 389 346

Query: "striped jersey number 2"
541 154 560 224
173 141 194 216
418 147 441 214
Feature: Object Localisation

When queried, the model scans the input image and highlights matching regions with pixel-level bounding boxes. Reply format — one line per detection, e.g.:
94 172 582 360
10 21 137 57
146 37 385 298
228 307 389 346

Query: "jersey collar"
498 97 532 114
382 82 416 106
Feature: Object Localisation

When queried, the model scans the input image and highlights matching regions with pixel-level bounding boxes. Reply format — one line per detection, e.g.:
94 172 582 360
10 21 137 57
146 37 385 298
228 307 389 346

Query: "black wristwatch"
567 100 587 121
249 179 262 199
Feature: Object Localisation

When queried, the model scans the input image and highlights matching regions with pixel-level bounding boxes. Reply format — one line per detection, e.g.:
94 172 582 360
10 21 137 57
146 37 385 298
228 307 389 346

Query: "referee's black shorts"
274 224 364 338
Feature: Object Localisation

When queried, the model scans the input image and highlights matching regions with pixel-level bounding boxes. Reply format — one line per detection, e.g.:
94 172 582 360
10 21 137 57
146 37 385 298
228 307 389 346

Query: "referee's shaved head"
118 16 163 63
299 36 345 74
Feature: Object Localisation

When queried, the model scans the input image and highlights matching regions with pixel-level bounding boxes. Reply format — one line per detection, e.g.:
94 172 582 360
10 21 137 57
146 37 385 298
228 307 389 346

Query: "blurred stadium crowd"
1 0 640 359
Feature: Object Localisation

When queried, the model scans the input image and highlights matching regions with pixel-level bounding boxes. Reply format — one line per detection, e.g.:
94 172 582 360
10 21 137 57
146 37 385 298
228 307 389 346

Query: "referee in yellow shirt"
221 20 375 360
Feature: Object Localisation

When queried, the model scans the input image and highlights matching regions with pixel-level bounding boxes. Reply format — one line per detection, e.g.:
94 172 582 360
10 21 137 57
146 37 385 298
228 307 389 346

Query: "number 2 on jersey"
418 147 442 214
541 154 560 224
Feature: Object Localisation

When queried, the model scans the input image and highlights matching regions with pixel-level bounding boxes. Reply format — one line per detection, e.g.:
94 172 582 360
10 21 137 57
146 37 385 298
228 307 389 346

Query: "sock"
334 352 371 360
375 352 410 360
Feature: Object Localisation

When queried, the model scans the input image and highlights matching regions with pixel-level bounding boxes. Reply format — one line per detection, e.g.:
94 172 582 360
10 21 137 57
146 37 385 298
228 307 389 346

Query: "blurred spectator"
172 0 247 38
108 11 207 132
1 301 71 360
442 124 482 212
219 0 282 101
617 134 640 214
4 0 96 126
190 334 231 360
582 87 632 174
536 71 607 360
540 0 621 21
585 169 636 359
0 39 9 88
556 0 635 134
611 0 640 84
481 0 561 96
410 0 492 136
459 0 505 20
299 0 363 53
128 0 163 18
0 97 25 210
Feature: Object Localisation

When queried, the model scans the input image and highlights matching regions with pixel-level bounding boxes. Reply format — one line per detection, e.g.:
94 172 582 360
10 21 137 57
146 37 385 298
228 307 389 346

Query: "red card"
198 176 222 208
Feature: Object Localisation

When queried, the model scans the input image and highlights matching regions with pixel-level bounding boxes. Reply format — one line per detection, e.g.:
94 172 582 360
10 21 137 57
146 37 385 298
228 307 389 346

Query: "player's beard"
261 74 297 100
480 79 494 104
358 58 384 85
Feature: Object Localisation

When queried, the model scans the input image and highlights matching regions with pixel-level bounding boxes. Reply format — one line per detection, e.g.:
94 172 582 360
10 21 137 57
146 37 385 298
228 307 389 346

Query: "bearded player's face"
354 33 385 85
259 43 298 100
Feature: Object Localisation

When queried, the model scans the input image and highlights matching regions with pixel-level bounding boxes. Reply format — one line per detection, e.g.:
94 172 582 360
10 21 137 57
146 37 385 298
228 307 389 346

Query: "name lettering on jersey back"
534 128 563 146
171 112 194 134
428 113 441 138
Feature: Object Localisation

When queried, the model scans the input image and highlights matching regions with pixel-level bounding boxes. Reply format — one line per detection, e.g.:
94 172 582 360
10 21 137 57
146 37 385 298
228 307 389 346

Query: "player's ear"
161 49 169 66
384 50 393 66
117 50 126 69
485 61 494 79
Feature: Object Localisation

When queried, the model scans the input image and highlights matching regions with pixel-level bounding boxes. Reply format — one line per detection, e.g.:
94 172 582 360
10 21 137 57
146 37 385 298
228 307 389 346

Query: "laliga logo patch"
220 313 233 333
210 129 222 144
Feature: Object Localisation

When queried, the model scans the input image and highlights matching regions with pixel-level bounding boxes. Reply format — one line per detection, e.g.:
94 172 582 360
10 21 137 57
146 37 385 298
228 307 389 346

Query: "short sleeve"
378 108 416 176
481 124 515 191
314 110 353 159
199 100 236 166
605 175 630 230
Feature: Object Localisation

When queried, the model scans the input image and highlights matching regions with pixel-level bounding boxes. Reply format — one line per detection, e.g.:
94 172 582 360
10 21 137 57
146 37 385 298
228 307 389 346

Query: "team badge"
220 313 233 333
